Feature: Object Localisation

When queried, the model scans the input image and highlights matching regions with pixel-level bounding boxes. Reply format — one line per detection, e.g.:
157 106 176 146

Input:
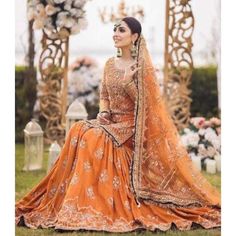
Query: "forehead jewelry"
114 20 122 30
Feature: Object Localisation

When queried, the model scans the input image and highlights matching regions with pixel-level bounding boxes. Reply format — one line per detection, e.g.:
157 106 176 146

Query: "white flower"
181 134 190 147
46 0 54 4
44 17 54 31
204 127 218 142
198 128 205 136
64 17 76 28
184 128 191 134
45 4 60 16
188 132 200 147
53 0 66 4
198 144 208 157
64 3 72 11
74 0 87 8
69 8 78 16
70 23 81 34
211 137 221 150
75 8 85 18
31 0 40 6
207 146 216 157
56 12 68 27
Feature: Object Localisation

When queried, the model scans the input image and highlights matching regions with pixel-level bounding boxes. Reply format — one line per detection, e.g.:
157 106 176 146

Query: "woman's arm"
99 62 110 113
122 79 137 102
97 62 112 124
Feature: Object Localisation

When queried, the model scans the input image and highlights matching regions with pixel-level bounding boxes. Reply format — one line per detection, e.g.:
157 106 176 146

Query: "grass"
15 144 221 236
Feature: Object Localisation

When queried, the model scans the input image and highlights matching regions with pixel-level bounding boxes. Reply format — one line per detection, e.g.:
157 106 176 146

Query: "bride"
16 17 220 232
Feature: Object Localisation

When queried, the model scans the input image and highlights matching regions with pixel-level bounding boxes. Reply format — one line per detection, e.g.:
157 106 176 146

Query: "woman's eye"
119 28 125 32
113 27 117 32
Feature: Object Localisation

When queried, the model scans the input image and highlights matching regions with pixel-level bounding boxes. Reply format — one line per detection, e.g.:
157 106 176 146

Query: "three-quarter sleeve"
99 62 110 112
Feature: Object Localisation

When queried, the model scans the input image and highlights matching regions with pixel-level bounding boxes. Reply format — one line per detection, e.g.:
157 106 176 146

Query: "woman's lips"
114 39 121 43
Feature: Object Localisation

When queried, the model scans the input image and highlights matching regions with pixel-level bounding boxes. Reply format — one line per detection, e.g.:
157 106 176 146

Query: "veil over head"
130 35 220 208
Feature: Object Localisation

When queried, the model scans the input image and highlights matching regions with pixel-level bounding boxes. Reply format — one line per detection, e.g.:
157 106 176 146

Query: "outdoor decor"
164 0 194 130
47 140 61 173
23 119 44 171
99 0 144 23
65 99 88 136
27 0 89 143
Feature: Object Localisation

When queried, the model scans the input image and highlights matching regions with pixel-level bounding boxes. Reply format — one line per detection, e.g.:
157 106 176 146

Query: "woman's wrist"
100 110 110 114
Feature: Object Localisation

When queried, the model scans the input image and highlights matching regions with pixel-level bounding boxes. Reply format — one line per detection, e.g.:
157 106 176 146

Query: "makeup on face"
113 22 130 34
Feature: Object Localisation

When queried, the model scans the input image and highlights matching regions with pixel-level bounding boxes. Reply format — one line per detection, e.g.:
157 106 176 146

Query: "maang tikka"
131 41 138 59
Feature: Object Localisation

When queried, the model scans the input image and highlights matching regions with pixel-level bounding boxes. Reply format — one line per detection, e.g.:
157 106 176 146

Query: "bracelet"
100 110 110 114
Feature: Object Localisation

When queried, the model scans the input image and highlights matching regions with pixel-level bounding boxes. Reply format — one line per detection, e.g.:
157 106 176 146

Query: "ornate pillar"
38 31 69 144
164 0 194 130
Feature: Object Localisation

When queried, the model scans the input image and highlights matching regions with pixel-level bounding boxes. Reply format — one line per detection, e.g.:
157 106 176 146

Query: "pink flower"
190 117 205 129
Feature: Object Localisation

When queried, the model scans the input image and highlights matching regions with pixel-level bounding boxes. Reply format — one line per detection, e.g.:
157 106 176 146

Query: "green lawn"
15 144 221 236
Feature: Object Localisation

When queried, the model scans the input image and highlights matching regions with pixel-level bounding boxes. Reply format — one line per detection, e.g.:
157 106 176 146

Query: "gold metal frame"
38 31 69 144
164 0 194 130
37 0 194 143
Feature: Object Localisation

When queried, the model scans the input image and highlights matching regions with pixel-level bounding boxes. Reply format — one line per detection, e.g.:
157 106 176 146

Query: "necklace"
114 57 135 71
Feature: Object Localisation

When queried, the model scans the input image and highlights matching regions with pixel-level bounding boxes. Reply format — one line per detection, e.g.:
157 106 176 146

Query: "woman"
16 17 221 232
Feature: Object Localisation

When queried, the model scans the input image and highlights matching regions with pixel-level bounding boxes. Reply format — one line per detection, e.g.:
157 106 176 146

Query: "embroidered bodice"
85 57 137 146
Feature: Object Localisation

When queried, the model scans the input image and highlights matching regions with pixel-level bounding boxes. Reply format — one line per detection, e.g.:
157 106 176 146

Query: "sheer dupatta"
130 35 220 208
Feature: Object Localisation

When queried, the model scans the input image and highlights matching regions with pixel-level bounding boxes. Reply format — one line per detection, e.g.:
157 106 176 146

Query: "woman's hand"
124 62 141 83
97 112 112 125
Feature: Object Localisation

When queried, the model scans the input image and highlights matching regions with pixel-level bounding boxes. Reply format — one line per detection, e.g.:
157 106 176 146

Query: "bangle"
101 110 110 114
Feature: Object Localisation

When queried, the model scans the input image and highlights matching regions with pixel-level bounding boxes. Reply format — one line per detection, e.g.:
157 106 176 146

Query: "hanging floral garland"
27 0 90 38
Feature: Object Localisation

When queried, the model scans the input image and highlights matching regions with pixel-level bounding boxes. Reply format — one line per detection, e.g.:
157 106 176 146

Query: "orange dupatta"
130 35 220 208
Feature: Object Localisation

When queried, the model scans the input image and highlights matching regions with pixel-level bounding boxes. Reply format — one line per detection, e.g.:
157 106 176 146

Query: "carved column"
164 0 194 130
38 31 69 144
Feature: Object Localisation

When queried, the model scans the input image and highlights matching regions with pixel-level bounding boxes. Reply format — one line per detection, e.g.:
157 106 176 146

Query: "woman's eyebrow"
118 26 126 30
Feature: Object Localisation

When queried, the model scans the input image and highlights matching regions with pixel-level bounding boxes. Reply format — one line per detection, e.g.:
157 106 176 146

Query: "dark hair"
121 17 142 44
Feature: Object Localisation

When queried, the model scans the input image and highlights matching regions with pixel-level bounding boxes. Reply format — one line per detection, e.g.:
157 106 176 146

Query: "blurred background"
15 0 221 142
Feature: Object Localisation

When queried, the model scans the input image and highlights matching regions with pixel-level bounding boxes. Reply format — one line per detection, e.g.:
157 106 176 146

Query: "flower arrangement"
68 56 102 117
180 117 221 170
27 0 90 38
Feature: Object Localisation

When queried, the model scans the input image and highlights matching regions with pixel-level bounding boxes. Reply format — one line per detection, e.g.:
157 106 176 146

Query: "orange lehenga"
16 36 221 232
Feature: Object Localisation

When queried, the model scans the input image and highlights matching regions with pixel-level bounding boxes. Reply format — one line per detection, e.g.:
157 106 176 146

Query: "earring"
131 41 137 58
117 48 122 57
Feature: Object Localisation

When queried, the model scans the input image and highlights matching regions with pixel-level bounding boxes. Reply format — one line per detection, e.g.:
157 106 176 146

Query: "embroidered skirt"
15 121 220 232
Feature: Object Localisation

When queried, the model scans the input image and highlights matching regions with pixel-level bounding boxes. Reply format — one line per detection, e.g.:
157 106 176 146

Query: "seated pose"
16 17 220 233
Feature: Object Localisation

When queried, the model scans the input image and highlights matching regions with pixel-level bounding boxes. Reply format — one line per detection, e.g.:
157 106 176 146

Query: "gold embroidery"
113 176 121 190
70 137 78 147
116 159 121 169
79 139 86 148
70 173 79 185
83 161 91 172
86 186 95 199
95 147 104 160
99 169 108 183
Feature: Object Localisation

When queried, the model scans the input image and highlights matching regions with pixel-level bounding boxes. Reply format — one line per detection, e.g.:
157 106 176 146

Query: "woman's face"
113 21 137 49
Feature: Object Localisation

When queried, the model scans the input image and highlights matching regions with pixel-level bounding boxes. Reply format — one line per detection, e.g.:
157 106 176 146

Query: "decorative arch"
163 0 194 130
34 0 194 143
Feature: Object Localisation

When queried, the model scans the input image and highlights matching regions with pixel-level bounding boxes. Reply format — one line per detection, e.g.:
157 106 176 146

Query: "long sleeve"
122 79 137 102
99 63 110 112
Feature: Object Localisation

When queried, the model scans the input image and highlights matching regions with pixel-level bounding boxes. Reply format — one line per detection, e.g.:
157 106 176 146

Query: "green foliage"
190 66 219 118
15 66 37 143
